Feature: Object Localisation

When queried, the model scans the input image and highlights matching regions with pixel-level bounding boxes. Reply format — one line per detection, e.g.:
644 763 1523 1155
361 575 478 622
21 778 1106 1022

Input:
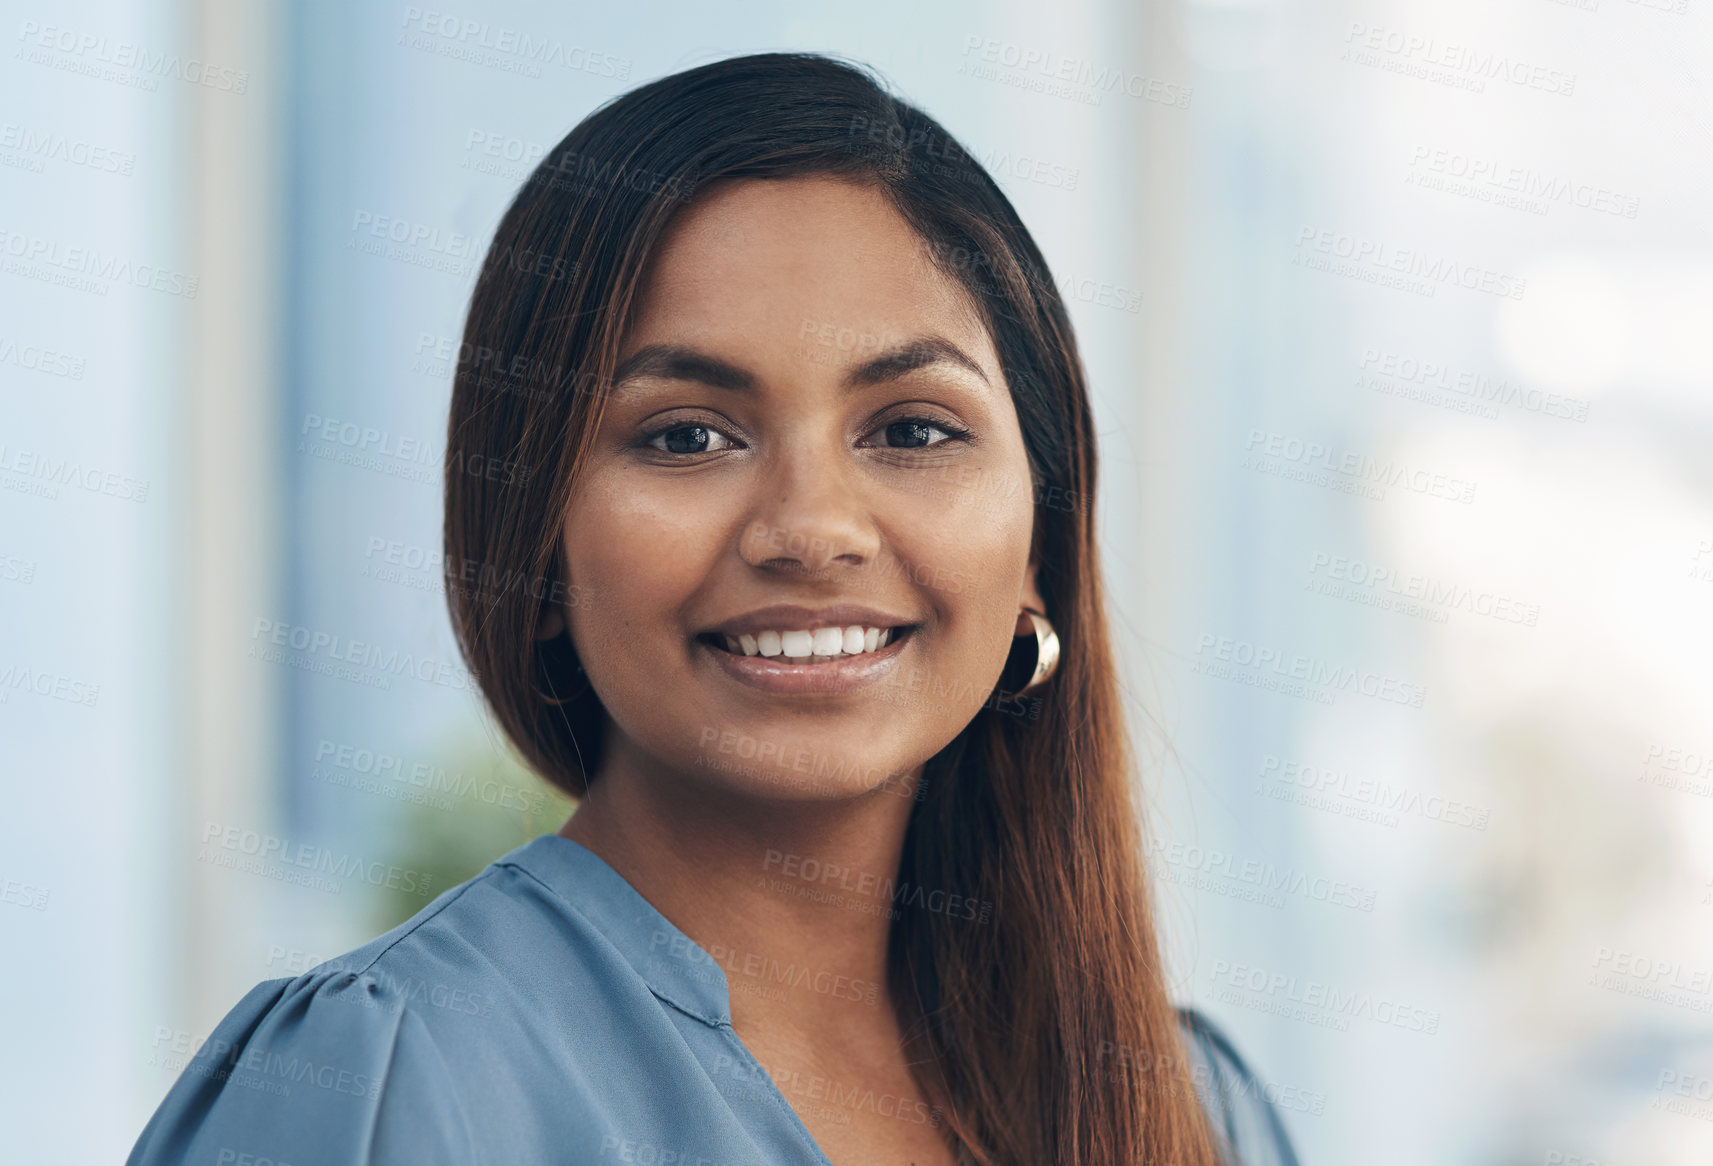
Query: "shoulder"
127 966 477 1166
127 870 527 1166
1175 1007 1303 1166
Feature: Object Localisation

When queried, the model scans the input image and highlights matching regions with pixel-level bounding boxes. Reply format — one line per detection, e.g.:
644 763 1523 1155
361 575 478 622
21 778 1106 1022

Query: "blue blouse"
129 835 1300 1165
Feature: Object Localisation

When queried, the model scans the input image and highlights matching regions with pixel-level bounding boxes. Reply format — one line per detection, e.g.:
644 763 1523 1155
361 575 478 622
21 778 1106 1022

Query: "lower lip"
698 630 913 695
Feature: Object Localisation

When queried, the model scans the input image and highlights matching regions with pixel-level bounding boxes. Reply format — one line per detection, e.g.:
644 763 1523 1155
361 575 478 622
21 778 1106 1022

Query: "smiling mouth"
696 624 916 665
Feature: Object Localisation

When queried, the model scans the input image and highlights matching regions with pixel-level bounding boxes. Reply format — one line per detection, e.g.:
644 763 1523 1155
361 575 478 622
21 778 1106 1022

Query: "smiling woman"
128 52 1299 1166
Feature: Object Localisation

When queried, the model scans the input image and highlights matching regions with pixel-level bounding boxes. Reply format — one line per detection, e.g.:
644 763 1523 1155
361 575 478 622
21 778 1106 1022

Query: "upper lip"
700 604 917 638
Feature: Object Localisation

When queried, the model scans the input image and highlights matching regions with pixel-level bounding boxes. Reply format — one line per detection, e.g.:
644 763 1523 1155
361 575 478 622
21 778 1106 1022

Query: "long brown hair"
443 52 1220 1166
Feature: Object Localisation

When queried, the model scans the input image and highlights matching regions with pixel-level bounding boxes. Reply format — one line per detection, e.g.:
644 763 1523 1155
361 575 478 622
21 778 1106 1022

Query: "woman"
131 53 1300 1166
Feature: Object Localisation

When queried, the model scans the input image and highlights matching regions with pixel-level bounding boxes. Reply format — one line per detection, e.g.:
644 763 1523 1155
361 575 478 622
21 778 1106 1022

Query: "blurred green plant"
375 736 579 932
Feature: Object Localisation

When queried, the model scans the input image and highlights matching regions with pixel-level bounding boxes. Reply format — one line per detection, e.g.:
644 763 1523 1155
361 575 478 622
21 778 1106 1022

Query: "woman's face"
550 175 1042 801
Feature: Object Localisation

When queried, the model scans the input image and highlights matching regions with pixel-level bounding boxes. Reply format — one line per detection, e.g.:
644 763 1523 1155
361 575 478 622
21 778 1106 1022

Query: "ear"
535 598 566 642
534 557 570 642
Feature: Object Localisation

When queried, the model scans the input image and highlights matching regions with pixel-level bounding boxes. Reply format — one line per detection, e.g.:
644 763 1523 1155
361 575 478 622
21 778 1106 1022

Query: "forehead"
626 175 989 347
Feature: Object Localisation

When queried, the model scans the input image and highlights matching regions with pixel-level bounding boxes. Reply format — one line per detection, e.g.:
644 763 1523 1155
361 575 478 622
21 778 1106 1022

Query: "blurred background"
3 0 1710 1162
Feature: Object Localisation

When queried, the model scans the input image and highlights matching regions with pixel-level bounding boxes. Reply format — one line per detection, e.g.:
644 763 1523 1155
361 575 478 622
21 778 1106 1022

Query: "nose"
738 447 880 575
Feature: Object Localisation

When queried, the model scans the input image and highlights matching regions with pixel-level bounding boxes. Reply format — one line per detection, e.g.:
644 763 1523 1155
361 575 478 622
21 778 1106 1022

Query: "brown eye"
645 424 735 455
876 418 965 449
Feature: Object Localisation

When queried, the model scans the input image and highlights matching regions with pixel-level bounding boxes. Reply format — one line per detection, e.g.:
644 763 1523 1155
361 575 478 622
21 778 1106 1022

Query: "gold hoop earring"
1012 607 1060 695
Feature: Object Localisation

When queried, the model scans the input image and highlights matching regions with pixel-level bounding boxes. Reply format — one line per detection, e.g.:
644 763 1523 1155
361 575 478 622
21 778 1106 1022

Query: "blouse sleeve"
127 968 476 1166
1176 1008 1303 1166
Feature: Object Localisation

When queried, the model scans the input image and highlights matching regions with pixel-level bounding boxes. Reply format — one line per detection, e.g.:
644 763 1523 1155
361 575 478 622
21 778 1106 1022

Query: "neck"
558 737 923 1040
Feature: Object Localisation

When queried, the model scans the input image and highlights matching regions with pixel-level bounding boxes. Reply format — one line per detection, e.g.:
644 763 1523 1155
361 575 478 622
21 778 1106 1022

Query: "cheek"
971 535 1034 666
561 473 721 661
892 485 1034 662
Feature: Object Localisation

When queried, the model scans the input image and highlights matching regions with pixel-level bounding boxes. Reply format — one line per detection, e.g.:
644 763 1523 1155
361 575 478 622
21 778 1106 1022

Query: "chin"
683 720 926 804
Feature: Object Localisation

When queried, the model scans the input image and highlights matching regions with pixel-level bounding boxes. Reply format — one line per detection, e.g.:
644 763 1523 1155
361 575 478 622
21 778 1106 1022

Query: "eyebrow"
610 335 990 394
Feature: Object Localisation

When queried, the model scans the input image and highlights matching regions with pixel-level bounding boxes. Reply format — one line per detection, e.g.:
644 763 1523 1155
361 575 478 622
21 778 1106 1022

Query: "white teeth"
717 625 901 660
